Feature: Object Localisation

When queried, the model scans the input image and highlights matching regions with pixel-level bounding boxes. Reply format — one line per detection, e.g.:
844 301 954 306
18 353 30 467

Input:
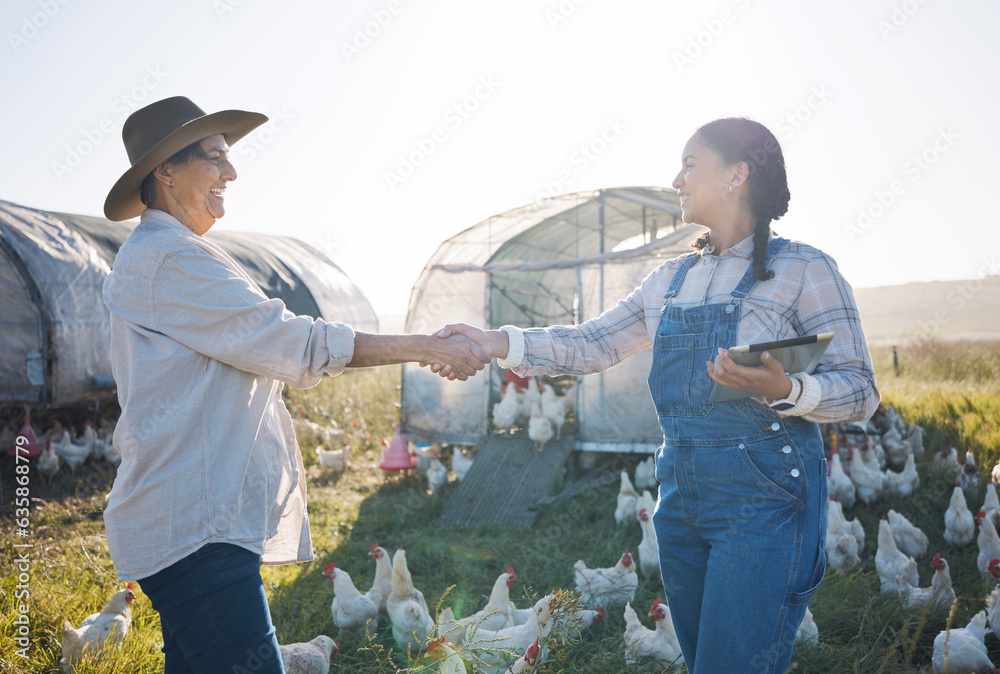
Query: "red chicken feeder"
379 425 416 471
7 415 42 458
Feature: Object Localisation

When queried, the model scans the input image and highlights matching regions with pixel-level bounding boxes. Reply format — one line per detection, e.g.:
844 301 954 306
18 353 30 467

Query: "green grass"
3 339 1000 672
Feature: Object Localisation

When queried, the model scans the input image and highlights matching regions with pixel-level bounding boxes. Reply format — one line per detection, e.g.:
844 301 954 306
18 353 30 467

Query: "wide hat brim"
104 108 267 221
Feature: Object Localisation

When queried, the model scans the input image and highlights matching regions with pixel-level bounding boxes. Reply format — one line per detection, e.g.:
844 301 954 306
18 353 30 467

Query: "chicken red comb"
638 508 648 522
126 582 134 590
370 543 379 554
323 562 336 579
622 548 632 567
505 565 515 575
989 559 1000 579
932 554 946 571
525 637 540 661
594 607 606 624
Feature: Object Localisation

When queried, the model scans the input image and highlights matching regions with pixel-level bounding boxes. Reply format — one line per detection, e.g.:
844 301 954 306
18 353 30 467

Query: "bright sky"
2 0 998 317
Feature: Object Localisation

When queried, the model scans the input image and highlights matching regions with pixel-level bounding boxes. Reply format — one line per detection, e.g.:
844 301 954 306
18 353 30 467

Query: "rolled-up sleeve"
791 252 880 423
151 248 355 387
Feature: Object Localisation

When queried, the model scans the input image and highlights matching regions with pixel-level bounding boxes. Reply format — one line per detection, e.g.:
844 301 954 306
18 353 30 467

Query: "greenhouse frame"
401 186 704 453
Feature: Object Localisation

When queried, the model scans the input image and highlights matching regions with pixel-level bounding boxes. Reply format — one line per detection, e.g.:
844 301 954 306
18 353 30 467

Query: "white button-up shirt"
103 209 355 581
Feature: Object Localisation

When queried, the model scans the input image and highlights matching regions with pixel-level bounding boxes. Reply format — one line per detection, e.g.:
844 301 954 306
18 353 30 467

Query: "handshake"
418 323 510 381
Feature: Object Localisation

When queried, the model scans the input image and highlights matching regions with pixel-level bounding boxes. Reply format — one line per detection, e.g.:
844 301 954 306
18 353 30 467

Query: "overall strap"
725 237 790 314
660 252 700 313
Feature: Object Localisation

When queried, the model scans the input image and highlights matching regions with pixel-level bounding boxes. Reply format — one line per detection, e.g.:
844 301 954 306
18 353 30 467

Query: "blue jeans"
653 435 827 673
138 543 285 674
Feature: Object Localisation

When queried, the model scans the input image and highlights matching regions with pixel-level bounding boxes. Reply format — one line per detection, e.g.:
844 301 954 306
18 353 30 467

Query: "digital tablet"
708 332 835 402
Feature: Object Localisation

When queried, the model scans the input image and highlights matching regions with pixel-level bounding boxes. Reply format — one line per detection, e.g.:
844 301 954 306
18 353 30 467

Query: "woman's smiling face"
672 132 732 227
165 134 236 234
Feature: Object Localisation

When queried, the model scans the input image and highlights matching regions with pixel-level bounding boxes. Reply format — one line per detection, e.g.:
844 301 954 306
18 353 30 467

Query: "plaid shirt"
503 234 880 424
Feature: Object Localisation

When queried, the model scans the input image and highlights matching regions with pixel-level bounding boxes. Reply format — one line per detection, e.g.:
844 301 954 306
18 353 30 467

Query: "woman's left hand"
706 348 793 401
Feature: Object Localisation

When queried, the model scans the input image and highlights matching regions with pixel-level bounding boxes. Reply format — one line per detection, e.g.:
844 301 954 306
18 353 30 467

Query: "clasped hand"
421 323 496 380
422 329 492 381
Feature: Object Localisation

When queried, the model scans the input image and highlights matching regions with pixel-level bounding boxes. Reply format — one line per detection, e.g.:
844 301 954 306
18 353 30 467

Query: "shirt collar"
697 230 772 259
140 208 201 237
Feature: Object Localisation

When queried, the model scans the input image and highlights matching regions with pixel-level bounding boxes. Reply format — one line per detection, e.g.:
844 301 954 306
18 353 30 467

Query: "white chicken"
55 429 91 474
527 402 553 452
977 511 1000 577
896 553 955 610
450 447 474 482
633 455 657 490
427 456 449 494
540 383 566 439
825 498 860 573
959 449 983 496
884 453 920 501
875 517 919 595
623 599 684 668
615 469 640 526
795 606 819 645
905 423 925 459
882 433 912 471
60 585 135 673
387 547 434 655
829 501 865 555
934 445 962 478
278 635 338 674
368 544 393 616
943 482 976 548
637 507 659 579
38 436 61 478
315 444 351 472
849 444 883 506
986 585 1000 641
425 636 469 674
324 563 379 636
502 637 541 674
887 508 928 560
467 593 557 674
827 452 855 508
492 383 522 431
574 549 638 608
446 567 518 647
931 610 994 673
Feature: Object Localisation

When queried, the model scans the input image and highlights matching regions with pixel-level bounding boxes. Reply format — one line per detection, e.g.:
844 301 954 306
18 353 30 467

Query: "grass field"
2 339 1000 673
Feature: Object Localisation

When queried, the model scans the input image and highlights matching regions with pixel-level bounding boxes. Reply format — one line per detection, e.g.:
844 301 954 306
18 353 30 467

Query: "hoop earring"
729 184 733 192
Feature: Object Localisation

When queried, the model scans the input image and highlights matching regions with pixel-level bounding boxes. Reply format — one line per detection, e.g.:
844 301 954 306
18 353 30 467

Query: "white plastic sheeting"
402 187 703 450
0 200 378 407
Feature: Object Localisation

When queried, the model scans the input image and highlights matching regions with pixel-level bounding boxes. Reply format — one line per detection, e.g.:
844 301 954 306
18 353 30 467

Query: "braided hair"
689 118 791 281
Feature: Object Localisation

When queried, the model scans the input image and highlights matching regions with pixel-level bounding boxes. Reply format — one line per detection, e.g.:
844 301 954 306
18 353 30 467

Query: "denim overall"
649 237 828 673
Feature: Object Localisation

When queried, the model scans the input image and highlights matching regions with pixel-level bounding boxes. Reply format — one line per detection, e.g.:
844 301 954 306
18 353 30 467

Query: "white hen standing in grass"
492 383 521 431
825 498 860 573
387 547 433 655
574 549 638 608
279 635 338 674
931 610 994 673
623 599 684 668
60 585 135 673
324 563 379 636
943 482 976 548
367 544 393 617
828 452 855 508
615 469 640 526
637 507 659 579
875 517 918 595
896 553 955 610
540 383 566 439
887 508 928 560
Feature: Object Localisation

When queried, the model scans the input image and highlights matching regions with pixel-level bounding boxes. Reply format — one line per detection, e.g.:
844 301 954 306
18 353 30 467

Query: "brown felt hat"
104 96 267 221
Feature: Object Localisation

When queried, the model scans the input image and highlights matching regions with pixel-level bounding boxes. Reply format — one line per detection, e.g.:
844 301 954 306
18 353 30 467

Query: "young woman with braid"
431 117 880 672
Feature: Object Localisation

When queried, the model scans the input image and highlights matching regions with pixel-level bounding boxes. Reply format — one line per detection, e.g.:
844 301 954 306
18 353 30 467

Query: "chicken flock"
22 395 1000 672
491 373 572 452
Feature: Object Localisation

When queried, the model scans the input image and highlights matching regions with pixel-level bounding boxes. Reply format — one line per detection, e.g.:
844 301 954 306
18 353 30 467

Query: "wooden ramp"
437 434 574 529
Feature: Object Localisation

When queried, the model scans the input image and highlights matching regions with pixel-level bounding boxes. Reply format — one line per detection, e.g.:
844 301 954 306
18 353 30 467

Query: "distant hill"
378 278 1000 347
854 276 1000 346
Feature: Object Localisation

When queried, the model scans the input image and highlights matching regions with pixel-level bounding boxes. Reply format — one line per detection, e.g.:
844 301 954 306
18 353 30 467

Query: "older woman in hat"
102 96 488 673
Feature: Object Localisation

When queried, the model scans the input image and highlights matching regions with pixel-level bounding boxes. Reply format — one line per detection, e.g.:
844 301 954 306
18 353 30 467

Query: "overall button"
790 468 800 478
781 445 792 454
770 422 780 431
